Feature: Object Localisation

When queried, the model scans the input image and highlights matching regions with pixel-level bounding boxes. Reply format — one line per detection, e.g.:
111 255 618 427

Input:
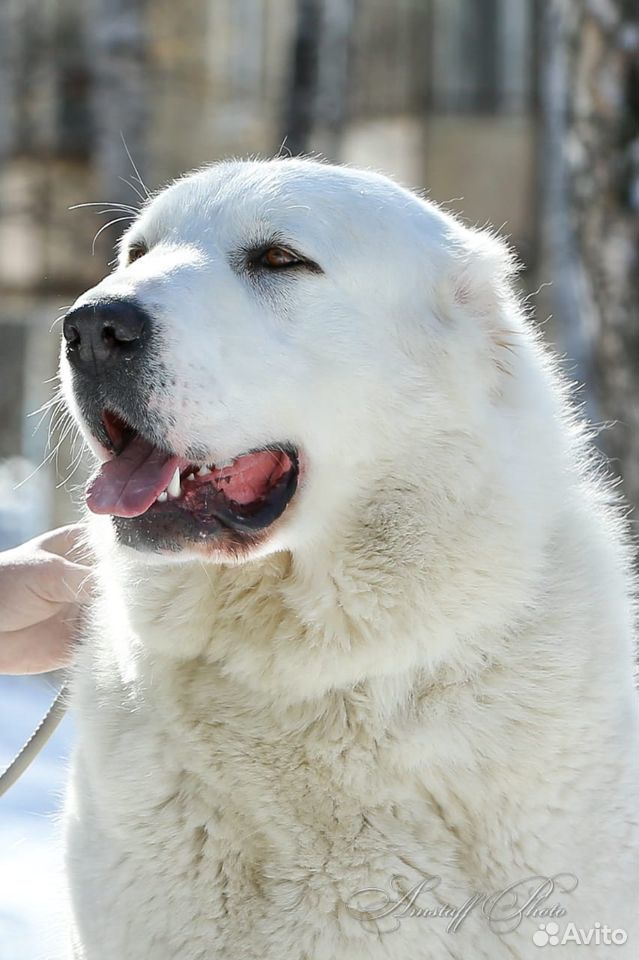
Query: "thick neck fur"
95 484 539 698
82 490 632 852
90 478 621 716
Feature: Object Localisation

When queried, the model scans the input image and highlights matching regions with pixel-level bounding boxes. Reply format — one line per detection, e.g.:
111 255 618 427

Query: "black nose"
63 299 150 370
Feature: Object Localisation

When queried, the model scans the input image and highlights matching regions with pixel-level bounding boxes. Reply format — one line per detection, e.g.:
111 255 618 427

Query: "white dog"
60 158 638 959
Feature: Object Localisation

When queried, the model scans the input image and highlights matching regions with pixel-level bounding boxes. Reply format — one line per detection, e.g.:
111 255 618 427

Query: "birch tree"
87 0 150 246
541 0 639 516
282 0 356 159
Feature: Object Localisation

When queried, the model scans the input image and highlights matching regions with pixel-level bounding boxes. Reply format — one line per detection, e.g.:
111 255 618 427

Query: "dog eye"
242 243 322 276
259 246 303 269
127 242 148 265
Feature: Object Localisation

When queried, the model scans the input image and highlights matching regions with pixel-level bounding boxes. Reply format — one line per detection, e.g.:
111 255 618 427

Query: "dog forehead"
139 159 423 248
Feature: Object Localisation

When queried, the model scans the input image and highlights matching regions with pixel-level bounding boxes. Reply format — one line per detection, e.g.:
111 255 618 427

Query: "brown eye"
260 246 301 269
127 242 147 265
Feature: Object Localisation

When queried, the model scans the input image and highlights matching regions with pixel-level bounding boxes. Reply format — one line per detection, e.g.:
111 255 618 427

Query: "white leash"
0 685 68 797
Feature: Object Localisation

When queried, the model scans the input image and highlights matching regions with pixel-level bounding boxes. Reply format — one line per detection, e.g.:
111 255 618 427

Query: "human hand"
0 525 93 674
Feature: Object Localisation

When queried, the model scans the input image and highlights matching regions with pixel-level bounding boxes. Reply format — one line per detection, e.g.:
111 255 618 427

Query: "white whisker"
118 176 147 204
92 216 136 255
120 132 151 199
70 201 140 215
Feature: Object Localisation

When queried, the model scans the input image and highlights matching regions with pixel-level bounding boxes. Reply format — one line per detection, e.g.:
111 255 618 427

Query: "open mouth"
85 410 299 552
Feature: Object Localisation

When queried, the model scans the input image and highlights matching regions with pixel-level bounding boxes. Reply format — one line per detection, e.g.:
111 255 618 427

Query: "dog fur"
62 158 638 958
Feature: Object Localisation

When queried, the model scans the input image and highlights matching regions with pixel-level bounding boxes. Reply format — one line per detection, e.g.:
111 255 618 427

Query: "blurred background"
0 0 637 956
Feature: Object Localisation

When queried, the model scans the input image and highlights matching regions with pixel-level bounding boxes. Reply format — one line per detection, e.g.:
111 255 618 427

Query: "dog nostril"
106 319 145 344
64 322 81 347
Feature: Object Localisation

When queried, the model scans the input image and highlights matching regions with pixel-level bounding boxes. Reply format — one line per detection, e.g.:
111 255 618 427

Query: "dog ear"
439 223 522 376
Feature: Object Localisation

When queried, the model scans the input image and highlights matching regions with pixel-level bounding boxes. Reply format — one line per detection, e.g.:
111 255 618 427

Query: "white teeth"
167 467 181 499
197 465 212 476
157 491 168 502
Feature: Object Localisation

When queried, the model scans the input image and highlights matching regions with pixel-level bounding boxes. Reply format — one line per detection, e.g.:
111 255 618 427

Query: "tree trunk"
87 0 150 249
282 0 355 159
541 0 639 516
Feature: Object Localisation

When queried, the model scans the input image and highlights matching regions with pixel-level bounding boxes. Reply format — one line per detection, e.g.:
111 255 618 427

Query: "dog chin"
109 508 287 563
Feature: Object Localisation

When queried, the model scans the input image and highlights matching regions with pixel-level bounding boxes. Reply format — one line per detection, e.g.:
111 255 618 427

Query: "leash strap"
0 684 68 797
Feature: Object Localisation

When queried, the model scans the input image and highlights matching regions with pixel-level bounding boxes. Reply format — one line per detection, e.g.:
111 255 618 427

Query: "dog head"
61 158 524 562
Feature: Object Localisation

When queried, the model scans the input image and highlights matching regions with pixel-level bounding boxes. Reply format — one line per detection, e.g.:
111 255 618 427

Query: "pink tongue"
87 436 180 518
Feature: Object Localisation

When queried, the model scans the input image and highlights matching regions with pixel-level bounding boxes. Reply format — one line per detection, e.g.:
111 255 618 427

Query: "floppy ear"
439 223 522 377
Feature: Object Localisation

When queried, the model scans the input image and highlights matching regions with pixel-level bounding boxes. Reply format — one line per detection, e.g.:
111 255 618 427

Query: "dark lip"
100 409 137 455
78 400 173 462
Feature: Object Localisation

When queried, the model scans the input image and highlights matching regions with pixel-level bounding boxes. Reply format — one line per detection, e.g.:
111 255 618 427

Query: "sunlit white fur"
63 159 638 959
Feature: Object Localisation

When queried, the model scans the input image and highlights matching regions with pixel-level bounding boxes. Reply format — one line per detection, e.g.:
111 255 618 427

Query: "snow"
0 675 74 960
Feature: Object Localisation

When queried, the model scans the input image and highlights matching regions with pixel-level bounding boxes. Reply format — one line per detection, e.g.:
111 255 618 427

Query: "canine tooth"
157 491 168 502
167 467 181 498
